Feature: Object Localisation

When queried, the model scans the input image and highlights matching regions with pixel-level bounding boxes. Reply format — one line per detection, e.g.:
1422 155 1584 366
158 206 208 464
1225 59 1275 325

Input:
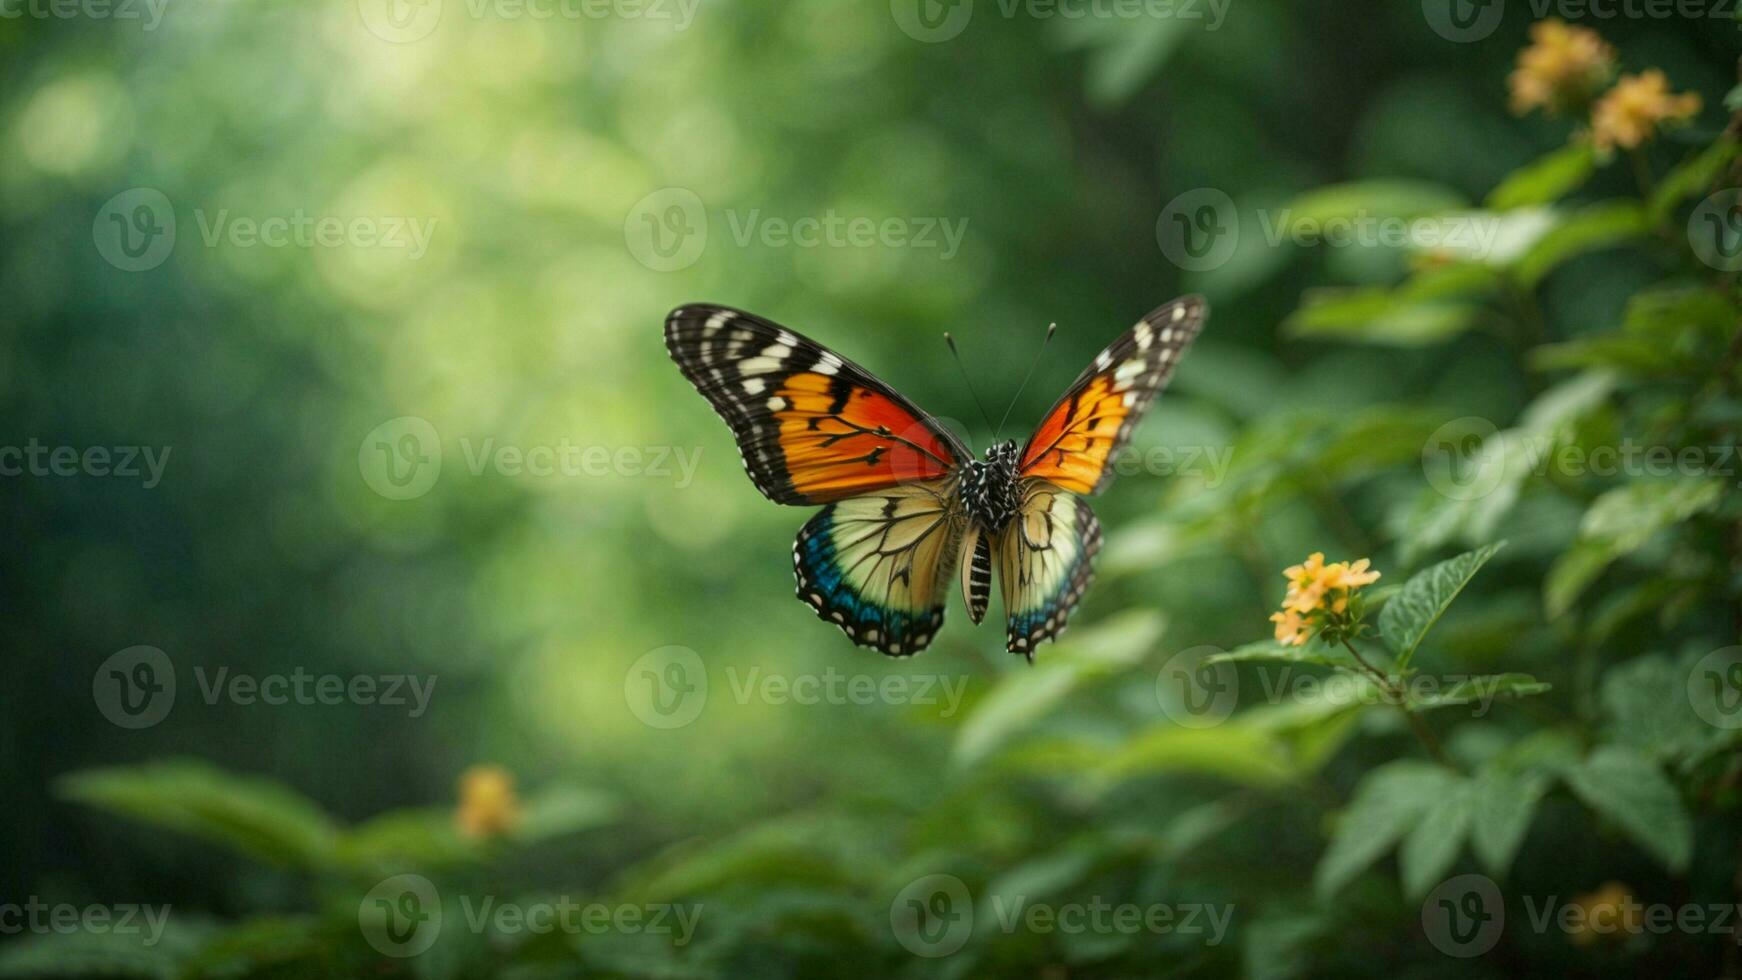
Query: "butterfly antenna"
994 322 1057 440
944 333 995 449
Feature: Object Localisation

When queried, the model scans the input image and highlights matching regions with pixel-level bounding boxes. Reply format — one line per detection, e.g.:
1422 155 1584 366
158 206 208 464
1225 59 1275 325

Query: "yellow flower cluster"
1270 553 1380 647
1508 19 1614 115
1591 70 1702 151
1508 20 1700 151
456 764 522 839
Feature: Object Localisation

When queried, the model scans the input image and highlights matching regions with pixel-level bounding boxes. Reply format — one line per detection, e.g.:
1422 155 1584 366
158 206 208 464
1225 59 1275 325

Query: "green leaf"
1646 135 1739 225
1511 201 1648 287
1315 761 1459 899
56 760 339 869
1469 767 1548 877
1561 746 1692 872
1378 542 1506 670
1399 779 1473 899
1487 141 1596 210
1600 653 1722 762
1544 478 1724 618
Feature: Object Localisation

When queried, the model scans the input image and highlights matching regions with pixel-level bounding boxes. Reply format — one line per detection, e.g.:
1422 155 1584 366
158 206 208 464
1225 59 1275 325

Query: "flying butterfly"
664 296 1207 660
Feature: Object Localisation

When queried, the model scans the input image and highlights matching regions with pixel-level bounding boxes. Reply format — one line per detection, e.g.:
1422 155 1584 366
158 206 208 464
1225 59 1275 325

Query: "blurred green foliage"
3 1 1741 977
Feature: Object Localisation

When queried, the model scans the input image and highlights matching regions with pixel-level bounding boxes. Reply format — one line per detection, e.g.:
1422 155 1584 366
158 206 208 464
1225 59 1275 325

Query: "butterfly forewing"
665 305 969 505
1020 295 1207 495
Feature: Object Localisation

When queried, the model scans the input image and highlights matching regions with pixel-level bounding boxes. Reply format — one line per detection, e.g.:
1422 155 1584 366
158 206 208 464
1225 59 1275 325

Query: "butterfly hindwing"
666 305 970 505
997 481 1102 658
793 480 964 656
1020 295 1207 495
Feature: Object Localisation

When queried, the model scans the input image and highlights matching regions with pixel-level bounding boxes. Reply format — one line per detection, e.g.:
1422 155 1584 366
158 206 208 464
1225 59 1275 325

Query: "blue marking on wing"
792 505 944 657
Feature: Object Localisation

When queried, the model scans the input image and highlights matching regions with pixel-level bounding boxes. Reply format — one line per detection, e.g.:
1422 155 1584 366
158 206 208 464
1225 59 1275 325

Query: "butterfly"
665 296 1207 660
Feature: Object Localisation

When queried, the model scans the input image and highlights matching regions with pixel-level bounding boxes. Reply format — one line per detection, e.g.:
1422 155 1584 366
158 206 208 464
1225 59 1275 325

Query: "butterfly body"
666 297 1206 660
958 441 1022 534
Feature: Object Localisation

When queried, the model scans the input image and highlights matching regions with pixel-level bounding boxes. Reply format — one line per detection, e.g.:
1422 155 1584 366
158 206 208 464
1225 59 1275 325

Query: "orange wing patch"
1019 375 1135 494
771 373 959 502
1019 296 1206 496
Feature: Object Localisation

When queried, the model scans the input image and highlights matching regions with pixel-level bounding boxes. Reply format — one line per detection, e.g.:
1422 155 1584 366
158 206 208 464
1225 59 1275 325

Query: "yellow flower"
1591 70 1702 151
1508 19 1615 116
456 764 522 839
1272 554 1382 645
1271 609 1310 647
1282 552 1330 613
1325 558 1381 591
1569 882 1642 945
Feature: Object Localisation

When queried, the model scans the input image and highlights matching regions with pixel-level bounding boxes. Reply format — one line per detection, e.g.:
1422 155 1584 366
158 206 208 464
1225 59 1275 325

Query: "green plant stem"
1340 638 1451 768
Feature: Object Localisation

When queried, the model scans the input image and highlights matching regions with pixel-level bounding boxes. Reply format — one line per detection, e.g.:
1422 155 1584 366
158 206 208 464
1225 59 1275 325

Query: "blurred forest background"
3 0 1741 976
